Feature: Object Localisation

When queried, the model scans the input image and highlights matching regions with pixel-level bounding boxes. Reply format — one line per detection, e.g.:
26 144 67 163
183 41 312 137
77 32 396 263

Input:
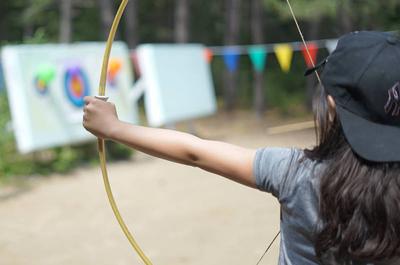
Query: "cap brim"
337 105 400 162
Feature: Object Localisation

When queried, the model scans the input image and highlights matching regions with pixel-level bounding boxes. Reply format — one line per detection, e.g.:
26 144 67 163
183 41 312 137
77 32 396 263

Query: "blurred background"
0 1 399 265
1 0 400 180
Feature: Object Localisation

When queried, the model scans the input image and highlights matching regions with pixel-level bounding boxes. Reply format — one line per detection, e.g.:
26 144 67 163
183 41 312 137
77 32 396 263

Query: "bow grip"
95 95 109 102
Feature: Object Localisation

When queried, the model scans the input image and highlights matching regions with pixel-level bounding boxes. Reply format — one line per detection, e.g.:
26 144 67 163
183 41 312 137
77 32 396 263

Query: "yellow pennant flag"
274 44 293 73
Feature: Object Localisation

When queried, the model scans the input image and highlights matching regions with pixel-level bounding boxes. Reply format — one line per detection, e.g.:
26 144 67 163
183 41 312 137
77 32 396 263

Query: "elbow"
187 152 200 167
184 137 203 167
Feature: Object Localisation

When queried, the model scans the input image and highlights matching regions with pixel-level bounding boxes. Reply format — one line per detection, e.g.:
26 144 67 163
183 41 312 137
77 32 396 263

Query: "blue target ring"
64 66 90 108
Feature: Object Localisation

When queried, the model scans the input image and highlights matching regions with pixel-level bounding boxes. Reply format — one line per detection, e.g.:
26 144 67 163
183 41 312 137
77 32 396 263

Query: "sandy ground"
0 112 315 265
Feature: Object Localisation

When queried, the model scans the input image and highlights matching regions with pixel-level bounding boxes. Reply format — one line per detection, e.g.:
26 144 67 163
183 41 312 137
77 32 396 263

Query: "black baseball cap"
309 31 400 162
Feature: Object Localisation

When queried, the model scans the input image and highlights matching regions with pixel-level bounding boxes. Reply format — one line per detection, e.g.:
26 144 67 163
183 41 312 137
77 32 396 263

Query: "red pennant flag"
301 42 318 68
204 48 214 63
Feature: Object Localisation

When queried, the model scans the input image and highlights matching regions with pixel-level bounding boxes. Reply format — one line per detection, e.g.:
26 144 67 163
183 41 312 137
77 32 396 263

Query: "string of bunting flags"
0 38 339 95
204 38 338 73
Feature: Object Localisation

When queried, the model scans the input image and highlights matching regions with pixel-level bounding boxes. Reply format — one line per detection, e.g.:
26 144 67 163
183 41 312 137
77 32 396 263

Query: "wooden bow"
97 0 153 264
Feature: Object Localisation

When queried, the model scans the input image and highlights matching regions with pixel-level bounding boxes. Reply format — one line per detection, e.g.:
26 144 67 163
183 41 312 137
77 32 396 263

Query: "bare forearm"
109 121 256 187
190 139 256 187
83 96 256 187
110 121 205 165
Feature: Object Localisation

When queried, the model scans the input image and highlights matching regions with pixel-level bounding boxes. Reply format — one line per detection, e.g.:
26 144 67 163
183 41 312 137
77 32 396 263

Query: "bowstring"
255 1 322 264
285 0 322 85
255 231 280 265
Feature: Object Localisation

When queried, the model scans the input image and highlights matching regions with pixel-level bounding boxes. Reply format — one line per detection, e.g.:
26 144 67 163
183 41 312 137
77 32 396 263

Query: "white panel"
1 42 138 153
137 44 217 127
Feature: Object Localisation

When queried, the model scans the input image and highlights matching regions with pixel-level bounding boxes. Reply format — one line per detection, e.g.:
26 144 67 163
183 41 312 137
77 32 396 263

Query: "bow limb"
97 0 153 264
99 0 128 96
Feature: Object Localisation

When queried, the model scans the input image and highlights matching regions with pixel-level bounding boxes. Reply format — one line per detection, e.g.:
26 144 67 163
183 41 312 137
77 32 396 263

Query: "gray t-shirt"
253 147 398 265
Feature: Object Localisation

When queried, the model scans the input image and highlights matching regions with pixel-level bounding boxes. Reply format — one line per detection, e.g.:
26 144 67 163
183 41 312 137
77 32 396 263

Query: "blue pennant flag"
223 47 240 72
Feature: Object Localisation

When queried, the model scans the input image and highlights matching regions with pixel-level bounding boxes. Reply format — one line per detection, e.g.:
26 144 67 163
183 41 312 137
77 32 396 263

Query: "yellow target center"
71 76 83 96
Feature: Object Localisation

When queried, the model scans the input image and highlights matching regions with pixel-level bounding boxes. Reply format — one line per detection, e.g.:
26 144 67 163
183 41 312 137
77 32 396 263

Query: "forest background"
0 0 399 179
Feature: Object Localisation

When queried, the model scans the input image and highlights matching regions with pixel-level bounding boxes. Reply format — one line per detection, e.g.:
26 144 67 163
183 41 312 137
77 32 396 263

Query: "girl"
83 31 400 265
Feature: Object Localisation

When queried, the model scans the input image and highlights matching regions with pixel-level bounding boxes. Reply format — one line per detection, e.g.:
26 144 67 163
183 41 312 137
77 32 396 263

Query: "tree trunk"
59 0 73 43
124 0 139 48
337 0 353 34
174 0 190 43
223 0 241 111
23 24 34 40
251 0 265 118
98 0 115 40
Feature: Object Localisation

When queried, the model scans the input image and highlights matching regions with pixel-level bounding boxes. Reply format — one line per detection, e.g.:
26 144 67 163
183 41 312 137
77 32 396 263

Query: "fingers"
84 96 113 107
82 96 116 120
84 96 94 105
83 100 90 114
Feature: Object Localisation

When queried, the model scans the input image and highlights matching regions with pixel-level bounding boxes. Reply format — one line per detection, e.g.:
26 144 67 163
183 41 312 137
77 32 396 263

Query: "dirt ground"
0 112 315 265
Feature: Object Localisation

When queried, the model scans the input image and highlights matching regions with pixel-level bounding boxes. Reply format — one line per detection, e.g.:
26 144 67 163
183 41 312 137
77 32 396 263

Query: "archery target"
1 42 138 153
64 66 90 107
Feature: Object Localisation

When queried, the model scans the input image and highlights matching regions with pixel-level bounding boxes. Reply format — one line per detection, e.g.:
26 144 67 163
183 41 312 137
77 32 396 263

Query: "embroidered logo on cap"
384 82 400 116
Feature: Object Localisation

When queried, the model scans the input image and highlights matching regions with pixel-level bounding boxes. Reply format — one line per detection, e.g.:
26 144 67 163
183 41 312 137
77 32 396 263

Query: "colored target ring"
34 64 56 95
64 66 90 108
34 76 49 95
107 58 123 88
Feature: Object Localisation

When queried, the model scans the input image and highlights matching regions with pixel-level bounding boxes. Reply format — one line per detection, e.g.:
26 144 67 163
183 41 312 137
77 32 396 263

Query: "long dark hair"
304 85 400 264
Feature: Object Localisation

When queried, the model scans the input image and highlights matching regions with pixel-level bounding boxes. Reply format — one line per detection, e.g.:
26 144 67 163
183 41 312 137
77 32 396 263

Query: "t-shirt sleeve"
253 147 298 199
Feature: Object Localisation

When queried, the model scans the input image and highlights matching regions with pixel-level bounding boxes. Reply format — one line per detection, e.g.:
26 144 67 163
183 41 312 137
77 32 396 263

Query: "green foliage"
0 93 132 183
264 55 306 114
263 0 400 31
22 0 55 26
264 0 336 20
23 27 51 44
350 0 400 30
1 0 400 181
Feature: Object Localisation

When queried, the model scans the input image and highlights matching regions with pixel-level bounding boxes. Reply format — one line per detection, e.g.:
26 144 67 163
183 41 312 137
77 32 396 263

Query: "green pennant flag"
248 46 267 73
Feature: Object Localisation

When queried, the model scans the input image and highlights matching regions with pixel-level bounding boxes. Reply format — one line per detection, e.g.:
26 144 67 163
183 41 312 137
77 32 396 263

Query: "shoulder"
253 147 301 196
253 147 322 200
254 147 304 175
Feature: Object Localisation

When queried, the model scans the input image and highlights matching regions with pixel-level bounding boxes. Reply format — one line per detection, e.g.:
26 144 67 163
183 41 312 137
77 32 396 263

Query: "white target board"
1 42 138 153
137 44 217 127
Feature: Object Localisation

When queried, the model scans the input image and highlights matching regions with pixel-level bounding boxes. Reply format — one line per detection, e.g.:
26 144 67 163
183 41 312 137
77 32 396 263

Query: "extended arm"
83 97 257 188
